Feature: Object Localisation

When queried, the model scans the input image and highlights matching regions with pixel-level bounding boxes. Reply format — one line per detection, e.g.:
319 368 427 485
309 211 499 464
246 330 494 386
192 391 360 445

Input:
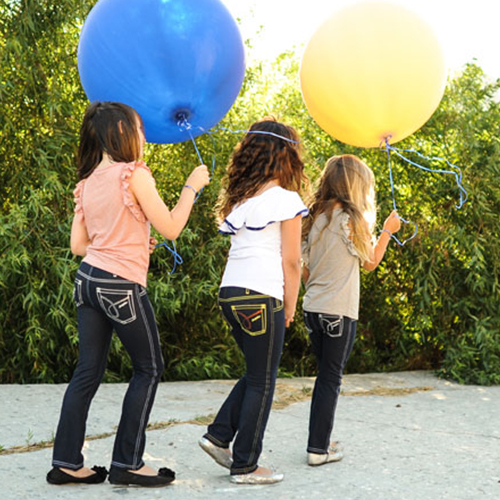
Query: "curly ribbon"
154 239 183 275
382 137 467 246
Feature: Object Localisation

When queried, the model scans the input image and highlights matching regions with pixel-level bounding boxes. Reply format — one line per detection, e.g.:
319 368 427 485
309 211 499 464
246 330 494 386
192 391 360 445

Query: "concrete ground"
0 371 498 499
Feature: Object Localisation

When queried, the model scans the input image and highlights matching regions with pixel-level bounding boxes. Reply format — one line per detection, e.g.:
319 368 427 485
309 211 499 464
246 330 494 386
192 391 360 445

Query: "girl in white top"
302 154 401 466
199 118 308 484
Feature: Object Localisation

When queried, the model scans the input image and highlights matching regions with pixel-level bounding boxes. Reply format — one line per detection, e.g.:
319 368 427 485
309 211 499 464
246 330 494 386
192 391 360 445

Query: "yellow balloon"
300 2 446 148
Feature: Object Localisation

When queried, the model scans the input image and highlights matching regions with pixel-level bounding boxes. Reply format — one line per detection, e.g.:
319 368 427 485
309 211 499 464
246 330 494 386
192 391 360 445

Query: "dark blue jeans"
304 311 357 454
52 262 164 471
205 287 285 475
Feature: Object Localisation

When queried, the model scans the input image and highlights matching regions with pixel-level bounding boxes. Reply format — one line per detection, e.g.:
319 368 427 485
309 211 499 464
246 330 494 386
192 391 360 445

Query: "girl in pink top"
47 101 209 488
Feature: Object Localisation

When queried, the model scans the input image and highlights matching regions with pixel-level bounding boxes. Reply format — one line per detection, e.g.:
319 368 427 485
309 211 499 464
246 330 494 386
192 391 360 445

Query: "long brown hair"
217 118 306 221
77 101 144 180
302 154 376 263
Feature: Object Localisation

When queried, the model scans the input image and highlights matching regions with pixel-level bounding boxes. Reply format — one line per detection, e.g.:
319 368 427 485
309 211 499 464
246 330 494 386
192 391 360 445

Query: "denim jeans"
304 311 357 454
52 262 164 471
205 287 285 475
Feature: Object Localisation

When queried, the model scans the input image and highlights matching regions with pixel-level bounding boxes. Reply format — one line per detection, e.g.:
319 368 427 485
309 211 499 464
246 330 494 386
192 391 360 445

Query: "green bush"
1 1 499 385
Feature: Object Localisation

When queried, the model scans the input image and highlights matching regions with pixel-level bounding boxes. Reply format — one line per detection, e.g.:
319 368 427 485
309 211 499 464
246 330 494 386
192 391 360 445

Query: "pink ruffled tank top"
74 160 152 287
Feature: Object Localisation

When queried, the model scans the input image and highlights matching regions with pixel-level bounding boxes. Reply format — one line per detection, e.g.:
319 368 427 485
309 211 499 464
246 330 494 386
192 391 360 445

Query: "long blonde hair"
302 155 376 263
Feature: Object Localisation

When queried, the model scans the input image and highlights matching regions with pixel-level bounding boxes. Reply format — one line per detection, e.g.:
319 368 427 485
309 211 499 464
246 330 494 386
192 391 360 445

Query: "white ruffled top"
219 186 308 301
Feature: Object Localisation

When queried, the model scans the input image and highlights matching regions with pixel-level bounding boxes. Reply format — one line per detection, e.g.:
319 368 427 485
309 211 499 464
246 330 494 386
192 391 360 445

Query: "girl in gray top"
301 154 401 466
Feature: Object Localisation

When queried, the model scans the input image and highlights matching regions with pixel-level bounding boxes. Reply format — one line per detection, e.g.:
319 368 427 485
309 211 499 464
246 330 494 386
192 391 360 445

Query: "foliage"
345 64 500 385
0 0 91 382
1 1 499 385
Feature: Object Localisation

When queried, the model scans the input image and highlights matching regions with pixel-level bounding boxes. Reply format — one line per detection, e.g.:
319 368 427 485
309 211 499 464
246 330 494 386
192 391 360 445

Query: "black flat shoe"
46 466 108 485
108 466 175 487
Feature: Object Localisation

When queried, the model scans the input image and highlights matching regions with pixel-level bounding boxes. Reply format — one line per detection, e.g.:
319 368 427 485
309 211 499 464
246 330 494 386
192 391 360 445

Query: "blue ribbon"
154 239 183 275
382 137 467 246
214 126 300 144
177 115 217 202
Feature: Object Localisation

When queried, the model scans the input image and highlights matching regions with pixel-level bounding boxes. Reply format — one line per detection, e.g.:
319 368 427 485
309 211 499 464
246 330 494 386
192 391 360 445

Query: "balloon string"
154 239 183 275
180 123 300 144
384 138 398 213
214 126 300 144
177 120 297 191
177 116 217 201
382 137 467 246
152 116 218 274
384 139 418 246
386 143 468 209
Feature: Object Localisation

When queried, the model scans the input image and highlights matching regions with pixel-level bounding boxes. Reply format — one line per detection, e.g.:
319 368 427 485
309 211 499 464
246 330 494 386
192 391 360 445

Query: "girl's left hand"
149 237 158 254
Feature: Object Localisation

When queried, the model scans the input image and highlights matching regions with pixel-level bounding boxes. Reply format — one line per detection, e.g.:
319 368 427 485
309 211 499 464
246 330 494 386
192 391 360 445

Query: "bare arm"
281 215 303 327
363 210 401 271
129 165 209 240
70 212 91 257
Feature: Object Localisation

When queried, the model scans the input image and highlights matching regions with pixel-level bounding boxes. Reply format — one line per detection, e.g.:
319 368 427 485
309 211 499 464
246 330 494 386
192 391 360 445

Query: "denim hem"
52 460 84 470
111 459 145 470
204 433 230 449
307 446 328 454
230 464 259 475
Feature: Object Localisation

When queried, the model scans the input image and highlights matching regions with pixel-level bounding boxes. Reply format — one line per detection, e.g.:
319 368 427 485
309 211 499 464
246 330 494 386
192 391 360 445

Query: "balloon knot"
379 135 393 150
174 108 192 128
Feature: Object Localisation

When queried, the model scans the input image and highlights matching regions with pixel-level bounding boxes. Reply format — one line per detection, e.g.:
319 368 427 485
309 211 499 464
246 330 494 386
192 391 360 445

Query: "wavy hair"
217 118 306 221
77 101 144 180
302 154 376 263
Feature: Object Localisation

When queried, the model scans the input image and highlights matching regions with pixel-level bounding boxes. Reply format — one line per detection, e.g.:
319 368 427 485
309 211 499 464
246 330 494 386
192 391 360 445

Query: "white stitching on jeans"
132 285 158 467
74 278 84 307
248 296 274 467
318 314 343 338
96 288 137 325
52 459 84 469
77 269 134 284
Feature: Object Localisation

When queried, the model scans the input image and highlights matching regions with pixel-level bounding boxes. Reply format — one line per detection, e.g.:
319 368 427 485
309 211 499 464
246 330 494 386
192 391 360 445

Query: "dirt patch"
0 384 434 456
342 386 434 397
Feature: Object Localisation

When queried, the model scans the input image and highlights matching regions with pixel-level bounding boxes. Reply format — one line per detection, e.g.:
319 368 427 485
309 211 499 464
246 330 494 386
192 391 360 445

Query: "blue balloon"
78 0 245 144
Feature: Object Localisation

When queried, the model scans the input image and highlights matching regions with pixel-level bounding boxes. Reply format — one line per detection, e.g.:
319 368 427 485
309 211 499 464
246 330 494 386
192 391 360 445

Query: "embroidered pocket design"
231 303 267 336
96 288 136 325
319 314 344 338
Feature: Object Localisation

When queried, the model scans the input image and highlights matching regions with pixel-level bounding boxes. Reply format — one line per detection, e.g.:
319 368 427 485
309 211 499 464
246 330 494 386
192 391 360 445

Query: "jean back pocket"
230 303 267 336
319 314 344 338
96 287 137 325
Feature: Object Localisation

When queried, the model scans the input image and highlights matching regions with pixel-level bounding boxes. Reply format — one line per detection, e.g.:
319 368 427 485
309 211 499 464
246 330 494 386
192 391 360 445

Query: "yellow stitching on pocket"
273 298 283 312
219 294 270 303
231 303 267 336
